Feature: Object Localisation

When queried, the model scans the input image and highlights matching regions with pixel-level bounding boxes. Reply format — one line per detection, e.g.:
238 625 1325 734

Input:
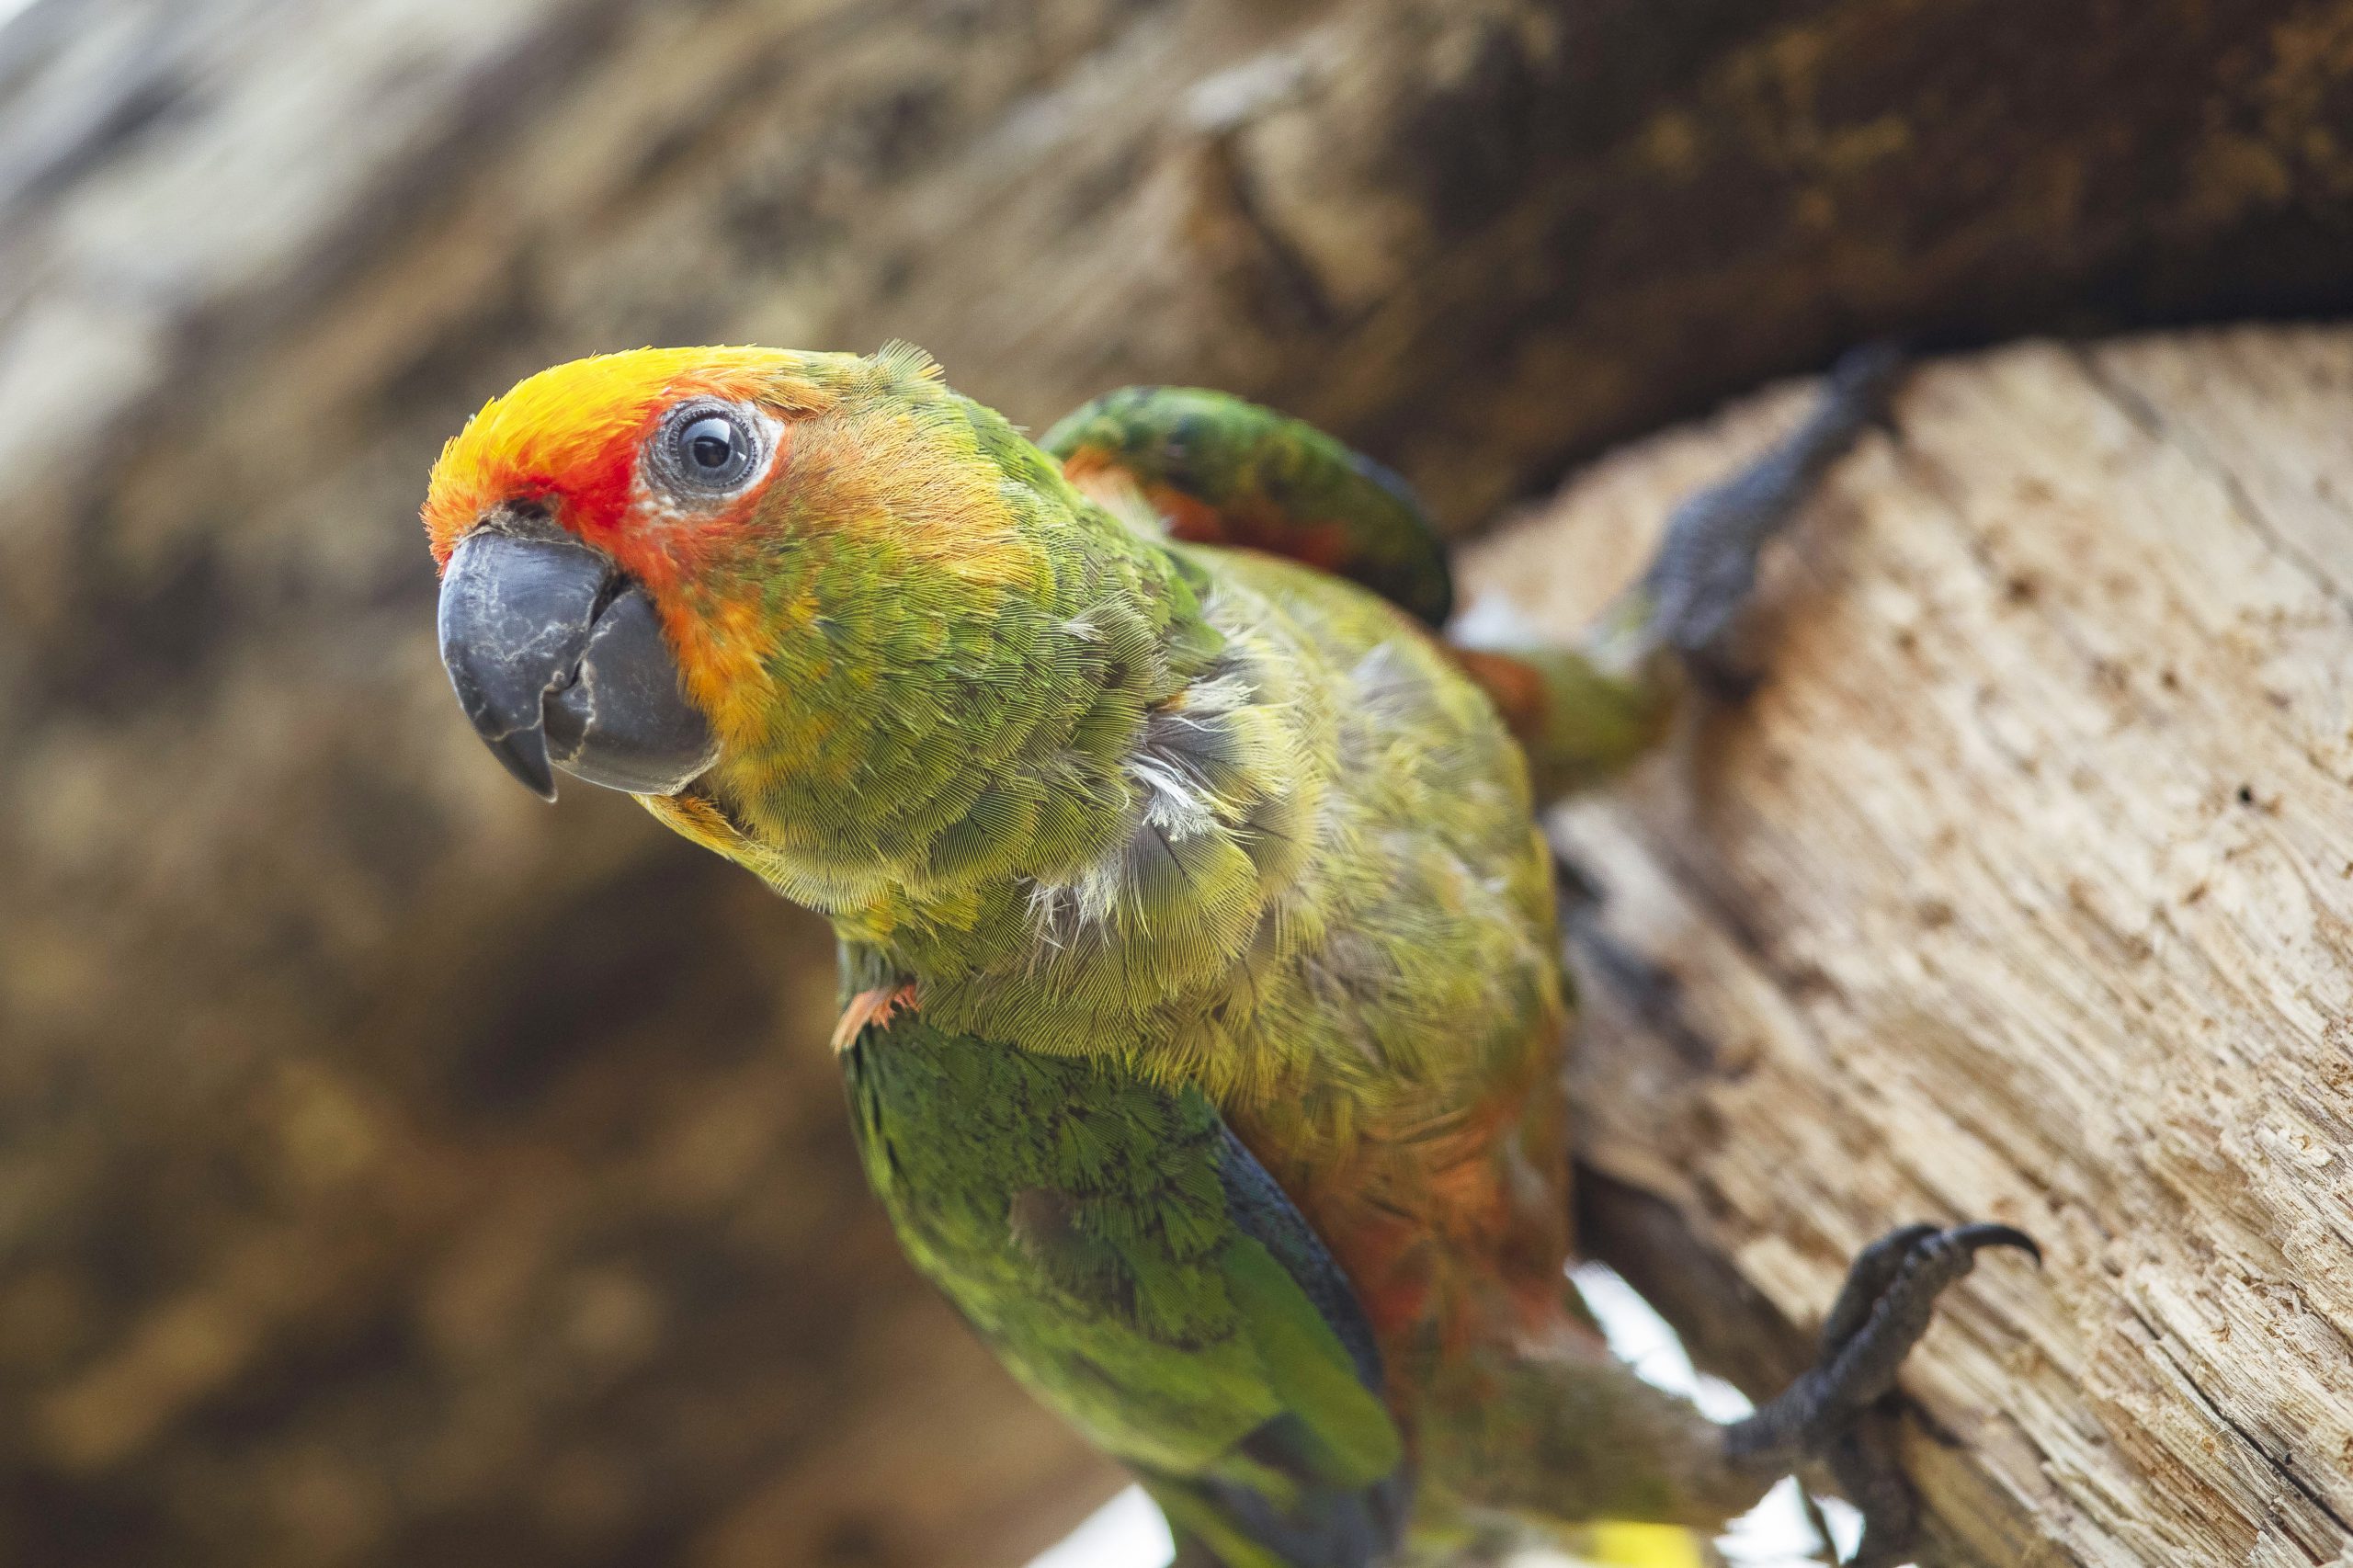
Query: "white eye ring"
647 399 769 499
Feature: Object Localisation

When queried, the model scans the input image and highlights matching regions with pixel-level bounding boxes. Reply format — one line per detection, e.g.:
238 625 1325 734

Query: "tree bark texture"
8 0 2353 1563
1461 324 2353 1568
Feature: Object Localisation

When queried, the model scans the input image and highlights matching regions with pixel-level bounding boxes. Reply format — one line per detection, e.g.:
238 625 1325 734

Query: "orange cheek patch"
662 592 777 744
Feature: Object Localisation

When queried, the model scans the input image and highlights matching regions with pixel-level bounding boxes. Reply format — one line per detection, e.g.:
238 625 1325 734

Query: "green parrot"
423 340 2033 1567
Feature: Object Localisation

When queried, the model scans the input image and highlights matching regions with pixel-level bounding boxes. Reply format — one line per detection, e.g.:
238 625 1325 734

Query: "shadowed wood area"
1463 325 2353 1568
9 0 2353 1561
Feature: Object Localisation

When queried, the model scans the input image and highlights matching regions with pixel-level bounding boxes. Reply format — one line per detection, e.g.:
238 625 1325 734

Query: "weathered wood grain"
1464 325 2353 1568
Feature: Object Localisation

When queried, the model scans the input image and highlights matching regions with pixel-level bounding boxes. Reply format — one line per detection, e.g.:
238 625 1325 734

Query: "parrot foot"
1640 341 1907 683
1723 1221 2039 1566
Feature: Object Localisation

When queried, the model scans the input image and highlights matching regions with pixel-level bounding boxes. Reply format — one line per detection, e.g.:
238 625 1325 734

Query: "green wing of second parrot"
1041 387 1454 627
1040 384 1676 798
839 990 1408 1568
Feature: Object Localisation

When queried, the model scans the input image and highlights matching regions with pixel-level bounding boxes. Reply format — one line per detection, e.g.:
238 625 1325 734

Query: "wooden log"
1461 324 2353 1568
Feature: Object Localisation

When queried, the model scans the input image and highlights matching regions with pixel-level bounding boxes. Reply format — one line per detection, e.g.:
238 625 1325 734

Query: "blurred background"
5 1 2353 1564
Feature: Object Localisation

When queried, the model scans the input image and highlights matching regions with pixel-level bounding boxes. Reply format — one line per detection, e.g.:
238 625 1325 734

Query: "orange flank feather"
1445 647 1552 745
1258 1053 1577 1354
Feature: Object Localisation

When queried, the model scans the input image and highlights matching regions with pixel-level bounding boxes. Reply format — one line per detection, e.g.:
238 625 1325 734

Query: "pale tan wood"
1462 324 2353 1568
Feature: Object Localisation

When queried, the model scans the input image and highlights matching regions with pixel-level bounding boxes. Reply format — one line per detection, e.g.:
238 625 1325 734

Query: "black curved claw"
1946 1221 2041 1267
1723 1219 2040 1563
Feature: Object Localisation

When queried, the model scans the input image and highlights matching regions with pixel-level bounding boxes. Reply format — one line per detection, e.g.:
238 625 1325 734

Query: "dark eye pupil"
685 418 737 470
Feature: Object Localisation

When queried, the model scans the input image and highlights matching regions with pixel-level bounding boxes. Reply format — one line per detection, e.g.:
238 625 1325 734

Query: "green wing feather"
841 1000 1407 1567
1041 387 1454 627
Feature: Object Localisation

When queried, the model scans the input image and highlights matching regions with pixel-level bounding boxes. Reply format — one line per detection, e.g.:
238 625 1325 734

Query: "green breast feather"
840 1000 1407 1568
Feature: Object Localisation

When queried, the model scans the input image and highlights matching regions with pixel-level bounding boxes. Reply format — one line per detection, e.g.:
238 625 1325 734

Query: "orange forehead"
420 346 838 562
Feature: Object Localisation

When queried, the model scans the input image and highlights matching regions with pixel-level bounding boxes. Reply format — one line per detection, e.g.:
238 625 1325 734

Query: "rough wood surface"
11 0 2353 1562
1462 324 2353 1568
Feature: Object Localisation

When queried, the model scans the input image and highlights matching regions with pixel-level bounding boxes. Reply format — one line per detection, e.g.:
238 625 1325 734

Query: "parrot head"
424 340 1234 948
422 342 1043 806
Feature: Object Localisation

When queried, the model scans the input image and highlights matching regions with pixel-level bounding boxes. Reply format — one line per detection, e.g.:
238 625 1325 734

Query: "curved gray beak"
437 521 718 801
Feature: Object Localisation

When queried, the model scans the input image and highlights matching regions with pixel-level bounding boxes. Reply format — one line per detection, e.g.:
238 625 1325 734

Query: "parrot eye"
649 401 766 498
685 418 739 472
